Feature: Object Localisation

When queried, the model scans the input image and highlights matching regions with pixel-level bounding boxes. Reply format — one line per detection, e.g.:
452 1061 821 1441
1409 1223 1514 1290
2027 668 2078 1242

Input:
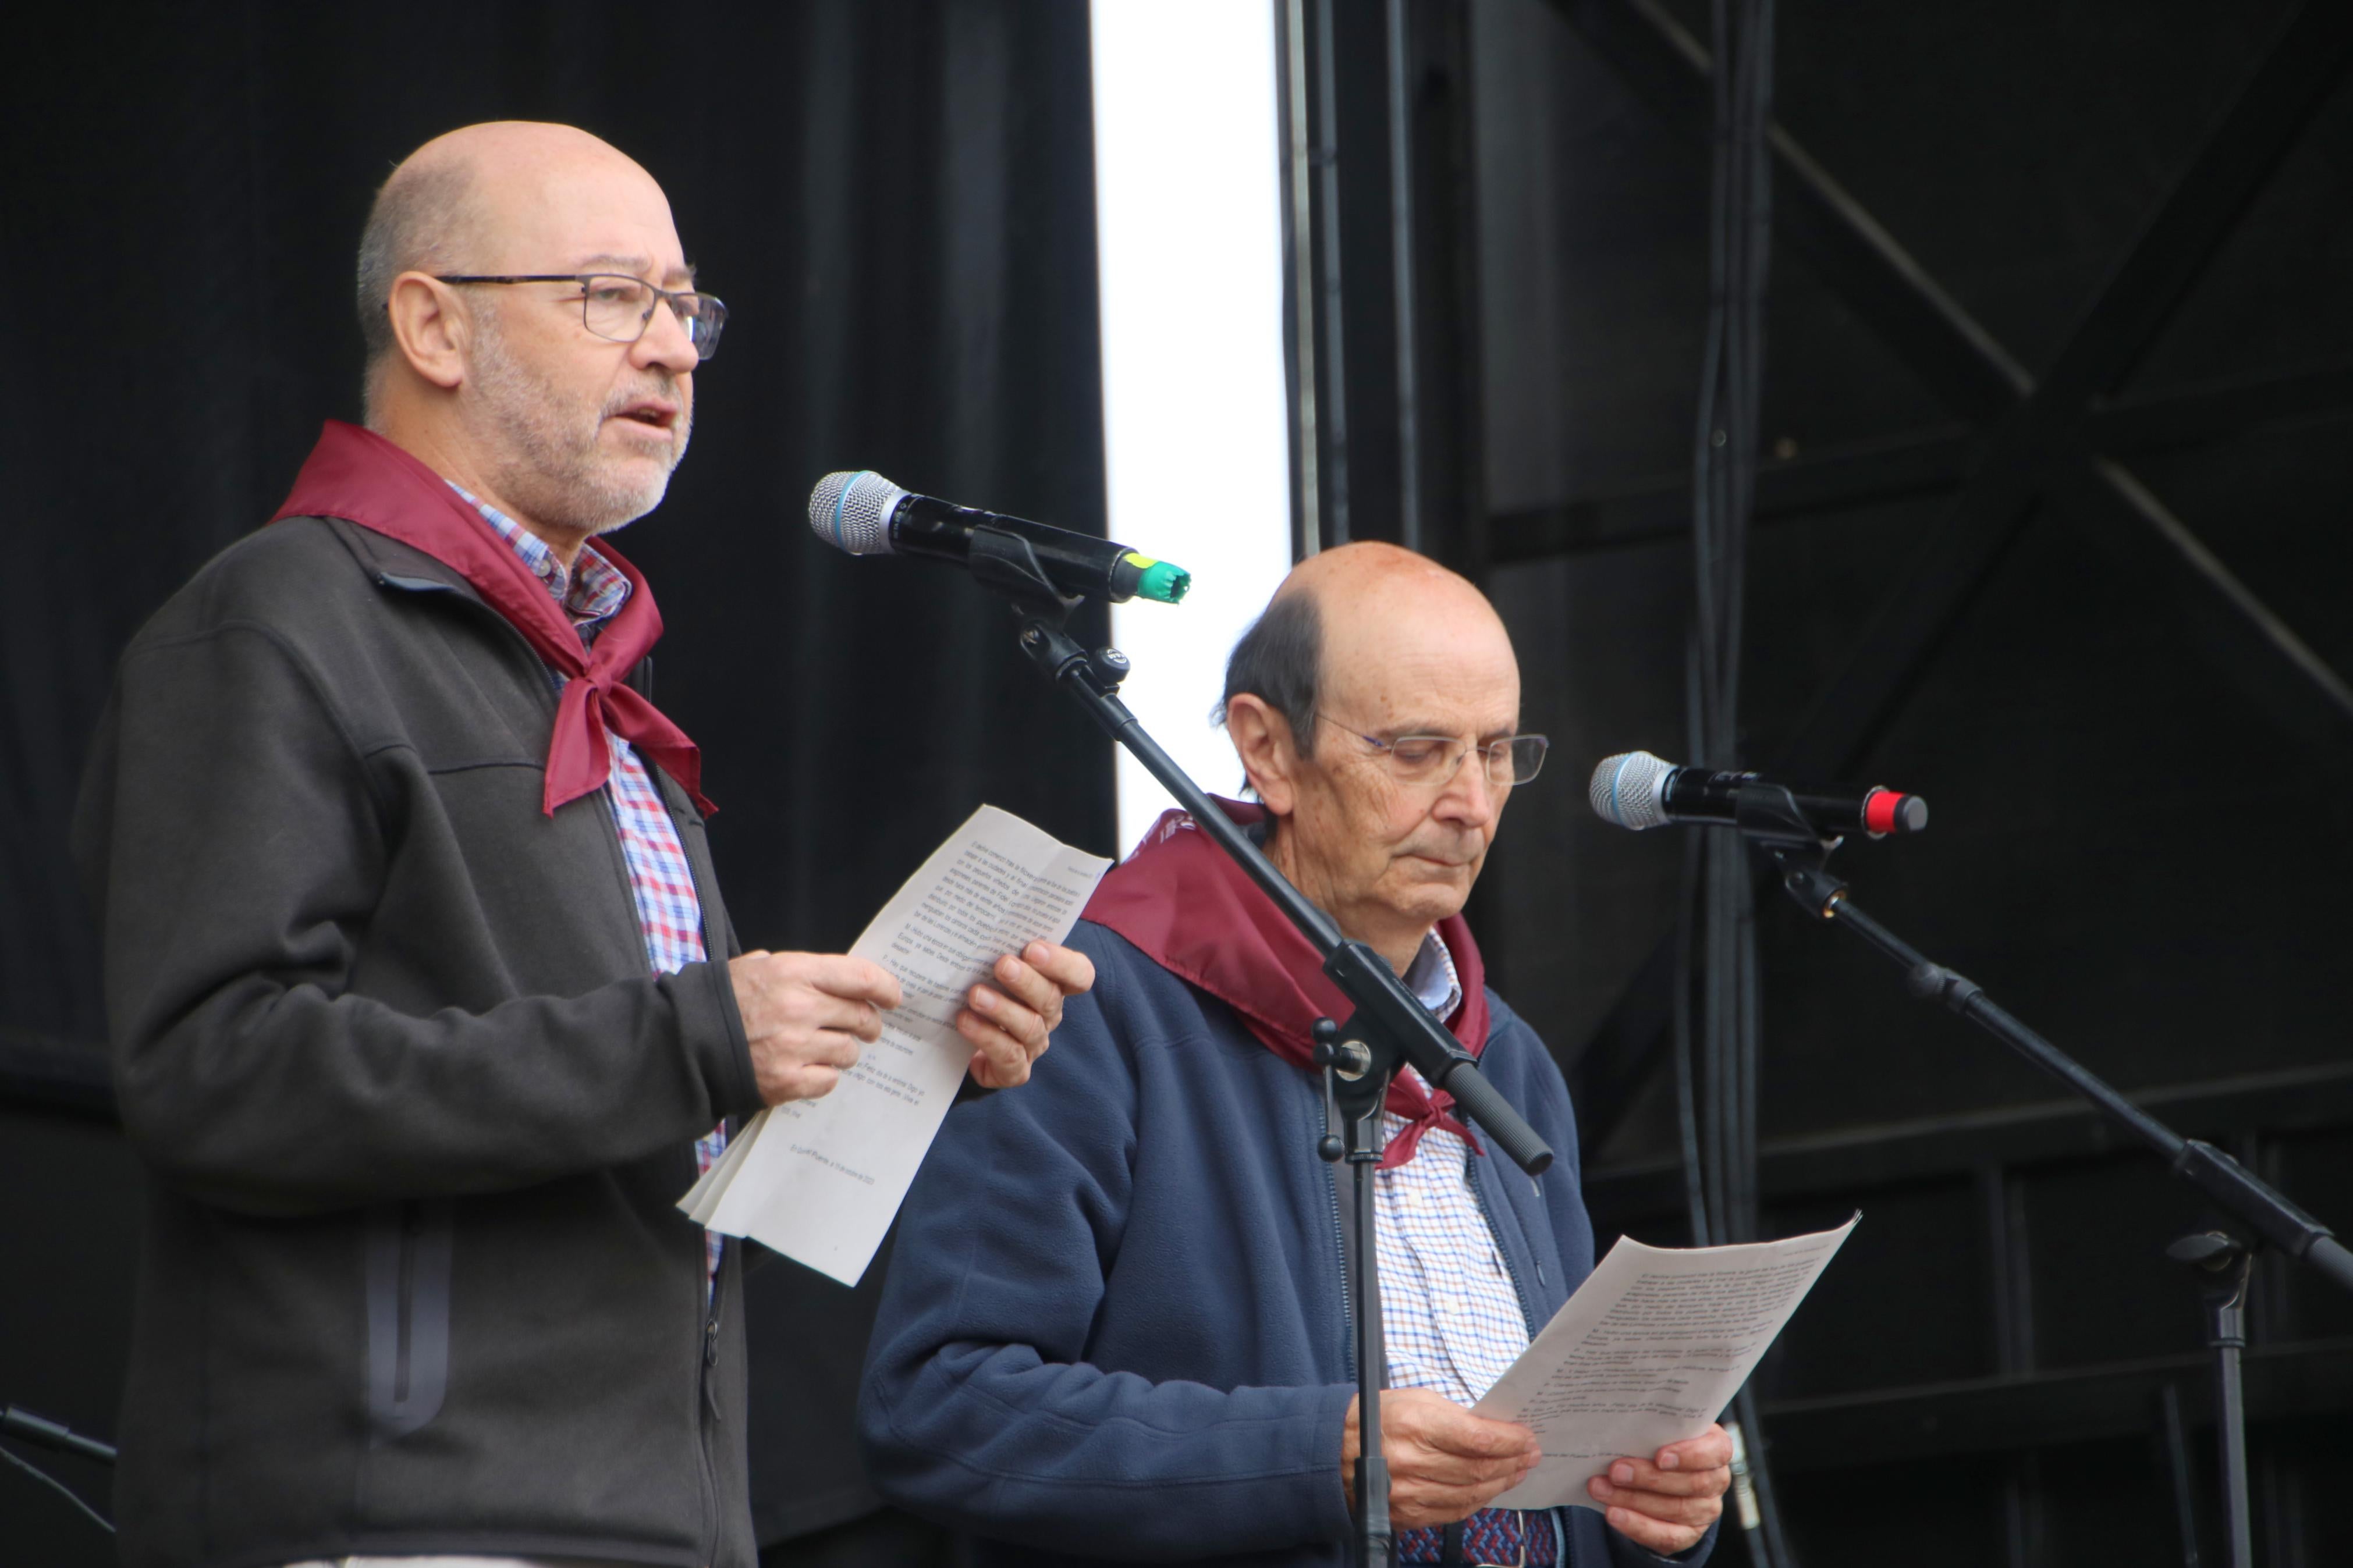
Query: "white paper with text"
679 805 1110 1286
1478 1216 1857 1511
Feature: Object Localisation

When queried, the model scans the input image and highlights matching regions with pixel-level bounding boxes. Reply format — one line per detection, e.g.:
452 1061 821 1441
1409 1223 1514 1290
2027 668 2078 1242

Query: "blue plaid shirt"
453 487 728 1290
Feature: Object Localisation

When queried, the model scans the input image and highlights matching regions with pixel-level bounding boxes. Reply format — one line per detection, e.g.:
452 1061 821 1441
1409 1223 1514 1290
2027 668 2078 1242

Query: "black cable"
1689 0 1735 1288
1685 0 1790 1558
1674 639 1713 1250
0 1441 115 1536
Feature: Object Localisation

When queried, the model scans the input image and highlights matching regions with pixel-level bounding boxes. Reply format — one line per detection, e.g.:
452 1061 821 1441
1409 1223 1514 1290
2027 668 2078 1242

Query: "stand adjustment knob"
2168 1231 2248 1274
1087 646 1131 691
1312 1019 1346 1162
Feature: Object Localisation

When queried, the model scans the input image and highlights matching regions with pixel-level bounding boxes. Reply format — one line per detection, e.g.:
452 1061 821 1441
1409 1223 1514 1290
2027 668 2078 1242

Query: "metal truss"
1491 360 2353 560
1535 0 2353 1149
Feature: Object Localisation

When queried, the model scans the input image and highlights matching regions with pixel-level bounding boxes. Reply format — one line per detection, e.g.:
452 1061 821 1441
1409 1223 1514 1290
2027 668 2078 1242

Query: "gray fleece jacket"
73 513 764 1568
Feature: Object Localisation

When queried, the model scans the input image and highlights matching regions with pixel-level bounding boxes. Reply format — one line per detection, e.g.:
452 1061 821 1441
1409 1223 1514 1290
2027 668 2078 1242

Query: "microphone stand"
967 534 1554 1568
1727 783 2353 1568
1 1406 115 1464
2 1403 117 1538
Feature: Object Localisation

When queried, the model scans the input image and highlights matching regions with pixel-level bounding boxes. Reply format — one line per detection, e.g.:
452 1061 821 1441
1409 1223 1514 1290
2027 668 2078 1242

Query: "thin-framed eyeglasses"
1316 714 1549 789
434 273 728 360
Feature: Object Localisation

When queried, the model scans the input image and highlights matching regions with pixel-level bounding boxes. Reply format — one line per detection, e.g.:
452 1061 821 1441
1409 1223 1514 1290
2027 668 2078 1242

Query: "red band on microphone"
1864 789 1904 835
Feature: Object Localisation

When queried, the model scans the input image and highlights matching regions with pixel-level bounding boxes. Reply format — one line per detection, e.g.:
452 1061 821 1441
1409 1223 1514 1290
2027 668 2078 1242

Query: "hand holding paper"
1475 1217 1857 1514
957 940 1098 1088
1340 1388 1541 1530
1585 1423 1733 1555
727 951 902 1104
684 806 1112 1286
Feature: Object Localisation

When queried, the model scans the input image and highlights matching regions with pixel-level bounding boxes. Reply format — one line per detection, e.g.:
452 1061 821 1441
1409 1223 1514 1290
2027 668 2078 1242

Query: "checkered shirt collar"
1403 929 1464 1019
446 482 631 630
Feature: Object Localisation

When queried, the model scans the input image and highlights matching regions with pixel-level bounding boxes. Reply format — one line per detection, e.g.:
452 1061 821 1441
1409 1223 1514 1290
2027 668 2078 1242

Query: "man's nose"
631 299 701 375
1434 751 1500 823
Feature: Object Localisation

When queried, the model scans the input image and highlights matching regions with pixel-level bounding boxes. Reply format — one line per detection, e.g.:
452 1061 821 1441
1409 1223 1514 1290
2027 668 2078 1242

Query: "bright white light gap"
1091 0 1296 855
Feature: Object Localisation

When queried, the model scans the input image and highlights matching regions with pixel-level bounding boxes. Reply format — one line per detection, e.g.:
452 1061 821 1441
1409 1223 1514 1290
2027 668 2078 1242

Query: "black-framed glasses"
1318 713 1549 790
435 273 728 360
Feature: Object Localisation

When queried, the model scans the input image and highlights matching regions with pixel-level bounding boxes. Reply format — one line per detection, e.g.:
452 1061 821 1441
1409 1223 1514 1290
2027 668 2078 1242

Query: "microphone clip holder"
970 525 1084 622
979 528 1137 699
1726 781 1847 911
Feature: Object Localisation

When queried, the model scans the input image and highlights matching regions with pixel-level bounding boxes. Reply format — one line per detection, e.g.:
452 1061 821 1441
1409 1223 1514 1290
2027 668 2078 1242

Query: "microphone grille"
1589 751 1677 830
808 470 907 555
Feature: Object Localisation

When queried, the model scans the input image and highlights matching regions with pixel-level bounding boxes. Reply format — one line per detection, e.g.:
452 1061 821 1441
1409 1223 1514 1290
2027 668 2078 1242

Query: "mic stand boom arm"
1731 781 2353 1568
977 543 1552 1568
1730 782 2353 1293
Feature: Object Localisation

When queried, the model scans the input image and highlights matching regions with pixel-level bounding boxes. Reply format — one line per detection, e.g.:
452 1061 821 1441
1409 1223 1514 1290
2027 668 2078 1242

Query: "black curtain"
0 2 1110 1558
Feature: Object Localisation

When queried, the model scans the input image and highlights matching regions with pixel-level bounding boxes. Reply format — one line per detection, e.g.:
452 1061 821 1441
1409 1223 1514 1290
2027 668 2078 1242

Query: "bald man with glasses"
860 543 1729 1568
74 120 1091 1568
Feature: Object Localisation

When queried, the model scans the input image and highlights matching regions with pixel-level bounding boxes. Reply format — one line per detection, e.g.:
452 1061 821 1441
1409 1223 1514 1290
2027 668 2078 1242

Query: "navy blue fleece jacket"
859 919 1714 1567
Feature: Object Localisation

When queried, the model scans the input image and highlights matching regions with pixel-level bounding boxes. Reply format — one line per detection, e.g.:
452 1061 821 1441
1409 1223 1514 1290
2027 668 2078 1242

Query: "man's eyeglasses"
434 273 729 360
1317 714 1549 790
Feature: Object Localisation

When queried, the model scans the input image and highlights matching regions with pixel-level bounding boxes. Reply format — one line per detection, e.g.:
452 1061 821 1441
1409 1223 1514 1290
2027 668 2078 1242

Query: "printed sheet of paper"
679 805 1110 1286
1477 1216 1857 1511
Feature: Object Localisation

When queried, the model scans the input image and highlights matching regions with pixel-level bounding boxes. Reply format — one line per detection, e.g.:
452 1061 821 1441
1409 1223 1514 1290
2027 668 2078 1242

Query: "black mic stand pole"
970 538 1554 1568
1730 783 2353 1568
2 1403 117 1538
1 1405 116 1465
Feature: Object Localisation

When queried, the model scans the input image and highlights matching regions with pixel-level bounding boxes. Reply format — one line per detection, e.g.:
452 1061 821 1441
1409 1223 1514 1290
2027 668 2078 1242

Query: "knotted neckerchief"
271 419 714 818
1083 799 1491 1168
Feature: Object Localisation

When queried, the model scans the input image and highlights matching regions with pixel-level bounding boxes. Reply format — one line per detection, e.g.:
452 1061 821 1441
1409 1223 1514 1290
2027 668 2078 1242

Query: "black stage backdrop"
0 3 1111 1560
1466 2 2353 1562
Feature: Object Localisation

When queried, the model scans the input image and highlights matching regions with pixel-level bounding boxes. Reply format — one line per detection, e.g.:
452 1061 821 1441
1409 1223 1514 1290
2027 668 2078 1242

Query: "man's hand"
728 951 902 1105
1587 1423 1731 1556
1340 1388 1541 1530
958 941 1095 1088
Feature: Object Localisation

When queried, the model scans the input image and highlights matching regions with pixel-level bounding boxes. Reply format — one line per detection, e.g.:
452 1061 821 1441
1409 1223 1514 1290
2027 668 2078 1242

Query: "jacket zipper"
1328 1164 1354 1381
384 570 721 1559
1311 1071 1355 1381
398 1202 419 1401
694 1241 724 1565
1468 1149 1540 1337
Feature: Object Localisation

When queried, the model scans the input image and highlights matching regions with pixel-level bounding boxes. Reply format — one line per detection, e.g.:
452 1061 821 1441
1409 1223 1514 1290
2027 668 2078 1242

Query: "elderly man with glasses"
860 543 1729 1567
73 120 1091 1568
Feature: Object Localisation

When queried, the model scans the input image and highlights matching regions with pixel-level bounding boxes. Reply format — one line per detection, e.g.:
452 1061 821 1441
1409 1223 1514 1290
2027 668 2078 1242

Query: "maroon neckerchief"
271 419 714 819
1084 799 1491 1168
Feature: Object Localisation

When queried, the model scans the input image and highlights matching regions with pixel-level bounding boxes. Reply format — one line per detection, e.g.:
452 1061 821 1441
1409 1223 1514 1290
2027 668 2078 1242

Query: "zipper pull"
704 1316 719 1367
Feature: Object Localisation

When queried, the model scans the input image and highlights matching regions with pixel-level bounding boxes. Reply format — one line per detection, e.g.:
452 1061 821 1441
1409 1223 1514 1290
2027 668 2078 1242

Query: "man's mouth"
610 399 679 432
1406 851 1474 871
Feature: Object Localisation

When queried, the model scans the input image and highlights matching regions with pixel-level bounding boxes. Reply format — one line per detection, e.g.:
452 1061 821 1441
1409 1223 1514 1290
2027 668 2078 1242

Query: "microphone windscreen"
808 470 907 554
1589 751 1677 830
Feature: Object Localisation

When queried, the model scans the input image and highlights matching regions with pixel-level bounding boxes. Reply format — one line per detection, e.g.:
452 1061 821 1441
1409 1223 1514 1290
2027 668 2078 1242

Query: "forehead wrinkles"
1320 605 1518 731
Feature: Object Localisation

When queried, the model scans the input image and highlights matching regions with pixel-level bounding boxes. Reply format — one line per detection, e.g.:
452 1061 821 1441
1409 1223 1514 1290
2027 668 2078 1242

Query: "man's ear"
385 272 470 392
1223 693 1303 817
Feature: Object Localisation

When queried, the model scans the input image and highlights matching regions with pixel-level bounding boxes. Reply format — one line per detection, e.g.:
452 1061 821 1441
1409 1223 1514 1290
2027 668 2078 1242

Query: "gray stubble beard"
466 307 693 539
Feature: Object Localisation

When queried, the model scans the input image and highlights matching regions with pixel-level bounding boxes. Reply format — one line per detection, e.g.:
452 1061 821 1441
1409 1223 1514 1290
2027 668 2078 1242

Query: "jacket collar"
319 513 482 602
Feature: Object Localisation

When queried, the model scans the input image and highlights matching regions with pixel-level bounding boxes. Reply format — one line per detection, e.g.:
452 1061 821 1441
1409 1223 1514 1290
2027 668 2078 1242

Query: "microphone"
1589 750 1929 837
808 471 1190 605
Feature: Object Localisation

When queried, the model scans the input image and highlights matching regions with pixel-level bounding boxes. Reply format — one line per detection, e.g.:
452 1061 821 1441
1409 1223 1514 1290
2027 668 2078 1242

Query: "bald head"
354 121 701 559
1220 543 1525 971
1220 542 1514 760
356 123 675 407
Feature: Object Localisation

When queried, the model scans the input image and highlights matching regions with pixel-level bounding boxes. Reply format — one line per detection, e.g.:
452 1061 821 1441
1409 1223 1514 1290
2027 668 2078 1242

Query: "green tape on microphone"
1123 552 1191 604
